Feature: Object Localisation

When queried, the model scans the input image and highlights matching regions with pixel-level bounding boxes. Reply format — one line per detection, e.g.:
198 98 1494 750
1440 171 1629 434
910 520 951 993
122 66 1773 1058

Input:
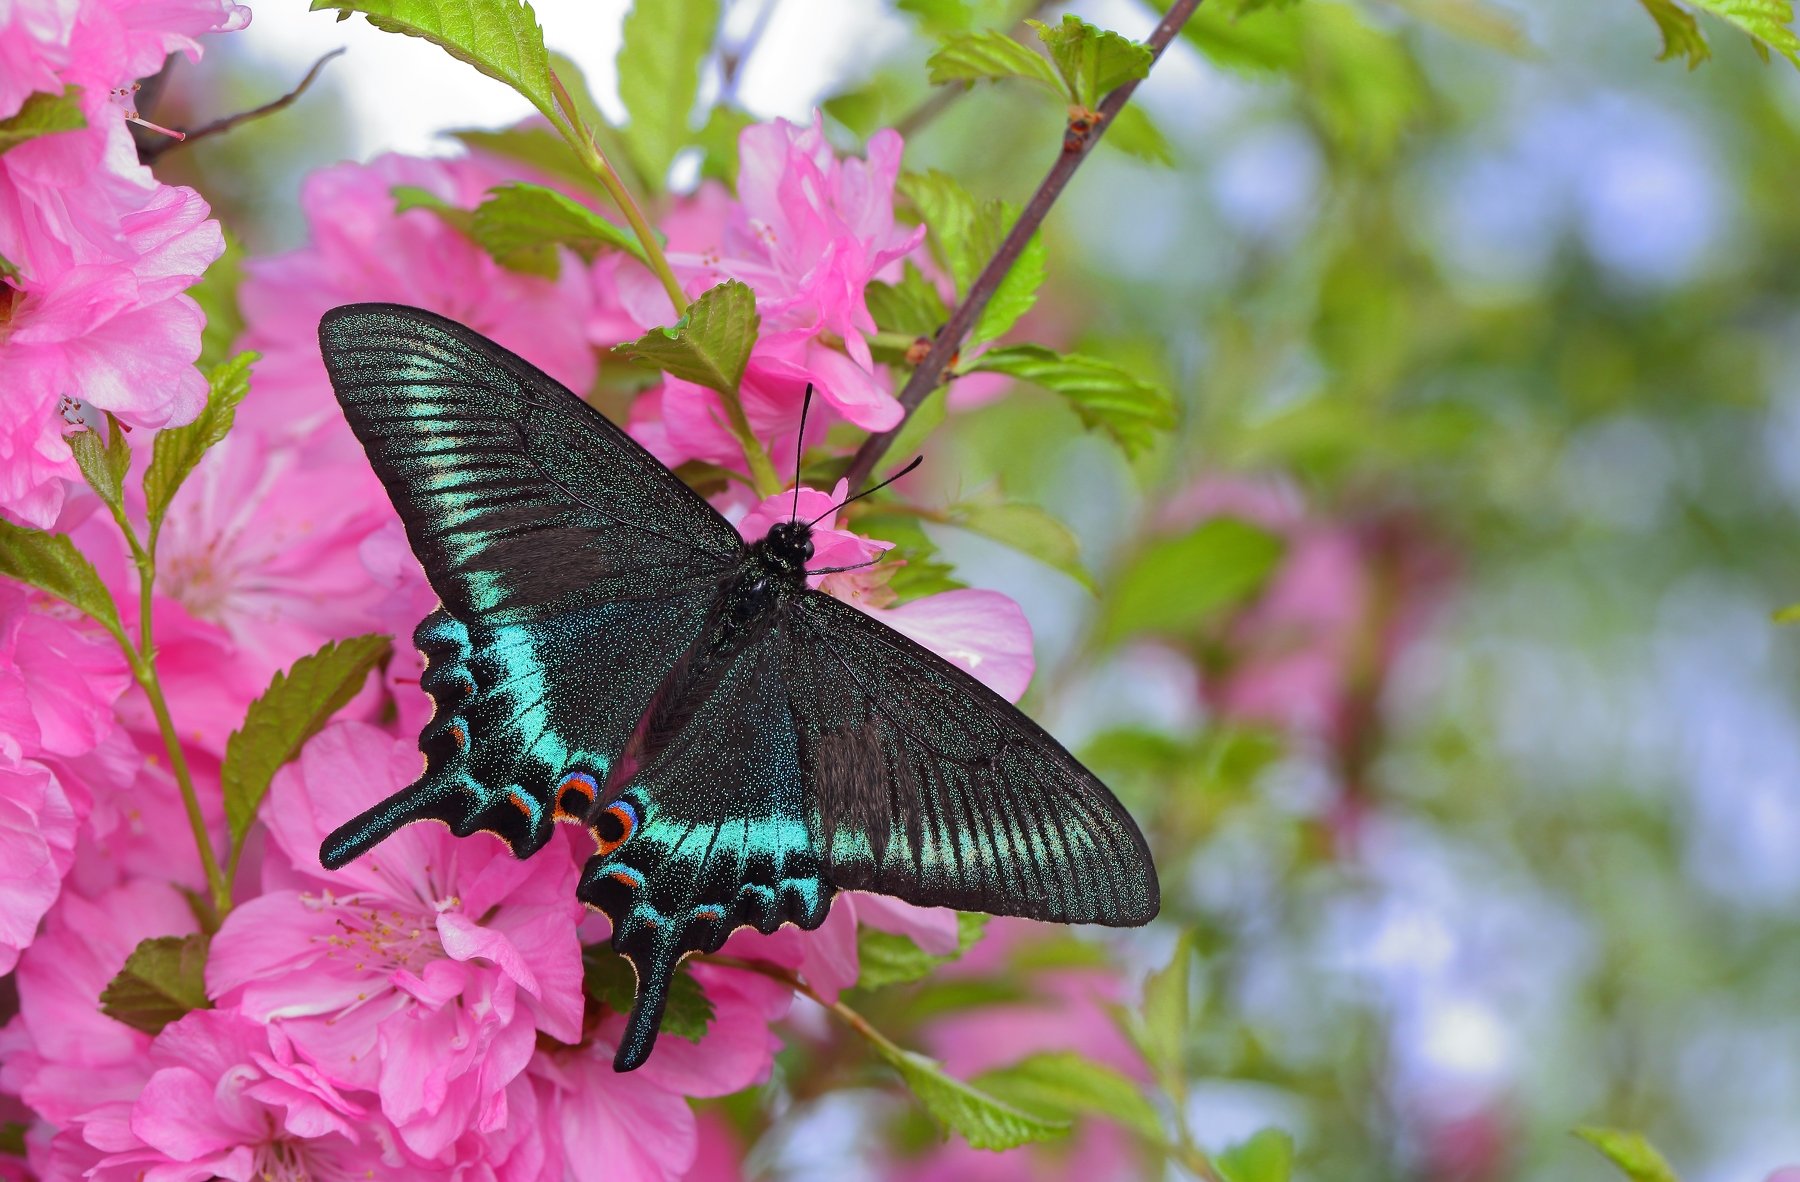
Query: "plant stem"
716 391 784 497
106 508 230 914
707 955 902 1053
842 0 1206 492
549 71 689 317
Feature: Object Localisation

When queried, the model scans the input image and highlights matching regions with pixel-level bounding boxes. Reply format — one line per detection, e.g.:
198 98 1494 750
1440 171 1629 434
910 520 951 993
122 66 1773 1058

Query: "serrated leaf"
926 29 1063 93
1690 0 1800 64
618 0 721 186
900 0 977 35
583 944 713 1041
1102 518 1285 645
896 172 1045 349
877 1042 1070 1149
145 353 257 544
856 512 967 605
473 182 649 270
309 0 566 129
951 502 1095 592
1217 1127 1296 1182
0 521 126 642
973 1051 1164 1140
968 345 1175 457
68 416 131 513
612 279 759 394
221 634 392 848
0 86 86 155
857 912 987 990
1639 0 1711 63
1105 104 1174 165
98 934 211 1035
1574 1127 1683 1182
1027 15 1153 107
191 231 245 370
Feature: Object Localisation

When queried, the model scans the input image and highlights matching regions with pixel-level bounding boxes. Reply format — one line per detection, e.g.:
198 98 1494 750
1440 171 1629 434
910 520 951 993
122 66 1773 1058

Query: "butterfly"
314 303 1160 1071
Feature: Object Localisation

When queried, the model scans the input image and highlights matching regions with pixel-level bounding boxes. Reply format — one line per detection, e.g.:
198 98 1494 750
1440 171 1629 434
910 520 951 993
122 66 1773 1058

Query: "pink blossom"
77 1009 407 1182
0 878 199 1133
239 153 597 468
0 581 130 972
628 115 923 471
206 722 586 1162
67 426 389 756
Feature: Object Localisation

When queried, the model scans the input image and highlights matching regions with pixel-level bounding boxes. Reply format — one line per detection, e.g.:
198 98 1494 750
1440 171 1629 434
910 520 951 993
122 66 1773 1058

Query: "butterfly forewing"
783 591 1159 928
316 305 739 866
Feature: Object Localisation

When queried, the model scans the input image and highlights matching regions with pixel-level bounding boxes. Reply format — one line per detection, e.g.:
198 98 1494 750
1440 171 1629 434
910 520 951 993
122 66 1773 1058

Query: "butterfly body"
314 303 1158 1072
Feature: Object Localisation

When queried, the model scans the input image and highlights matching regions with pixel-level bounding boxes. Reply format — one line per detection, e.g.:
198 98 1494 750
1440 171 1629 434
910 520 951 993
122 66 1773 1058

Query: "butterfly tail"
319 783 457 870
613 928 680 1073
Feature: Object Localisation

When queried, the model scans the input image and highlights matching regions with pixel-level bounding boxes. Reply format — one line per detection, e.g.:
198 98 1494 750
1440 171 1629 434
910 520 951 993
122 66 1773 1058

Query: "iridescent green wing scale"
315 303 742 869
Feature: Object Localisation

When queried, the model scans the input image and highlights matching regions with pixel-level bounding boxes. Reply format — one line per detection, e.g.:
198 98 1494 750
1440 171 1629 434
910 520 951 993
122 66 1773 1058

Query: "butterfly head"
760 520 815 577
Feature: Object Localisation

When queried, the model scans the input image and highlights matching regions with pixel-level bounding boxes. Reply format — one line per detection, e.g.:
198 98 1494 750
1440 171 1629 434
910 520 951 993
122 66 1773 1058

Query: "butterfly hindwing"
782 591 1160 928
577 627 832 1071
315 305 739 866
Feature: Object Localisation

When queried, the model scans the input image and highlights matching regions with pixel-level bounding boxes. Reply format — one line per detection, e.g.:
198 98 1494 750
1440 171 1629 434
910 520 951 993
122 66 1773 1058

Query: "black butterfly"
314 303 1159 1071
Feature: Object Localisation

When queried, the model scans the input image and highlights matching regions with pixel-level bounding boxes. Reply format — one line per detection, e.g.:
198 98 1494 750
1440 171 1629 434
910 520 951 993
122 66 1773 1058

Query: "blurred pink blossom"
206 722 586 1162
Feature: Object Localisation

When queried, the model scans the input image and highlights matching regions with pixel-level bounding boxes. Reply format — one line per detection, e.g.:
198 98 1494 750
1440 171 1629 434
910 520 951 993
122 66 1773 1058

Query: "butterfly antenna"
807 455 923 527
790 384 814 525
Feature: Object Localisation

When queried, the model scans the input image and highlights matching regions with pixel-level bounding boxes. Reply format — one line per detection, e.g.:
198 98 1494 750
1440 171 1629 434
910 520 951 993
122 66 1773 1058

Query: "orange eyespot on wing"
554 771 598 821
592 800 638 857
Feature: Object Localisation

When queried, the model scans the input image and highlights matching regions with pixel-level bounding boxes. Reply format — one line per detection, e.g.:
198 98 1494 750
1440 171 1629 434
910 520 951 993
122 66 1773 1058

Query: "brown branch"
142 48 344 162
842 0 1204 492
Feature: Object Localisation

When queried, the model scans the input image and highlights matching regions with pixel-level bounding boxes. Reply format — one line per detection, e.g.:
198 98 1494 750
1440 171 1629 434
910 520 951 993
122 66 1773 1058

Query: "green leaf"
221 634 392 849
857 912 988 989
612 279 759 394
1105 104 1174 165
899 0 977 35
1774 602 1800 624
473 182 649 270
1217 1127 1297 1182
876 1042 1070 1149
1136 933 1195 1089
856 512 968 604
617 0 722 185
0 521 126 642
1690 0 1800 64
972 1051 1163 1140
950 502 1095 592
68 416 132 514
693 104 753 186
191 231 246 371
393 184 476 233
926 29 1063 93
0 86 85 156
1026 15 1153 108
145 353 257 544
866 263 950 339
449 125 598 192
967 345 1175 457
98 934 212 1035
309 0 566 129
1102 518 1285 645
583 944 714 1041
896 172 1044 349
1639 0 1712 63
1573 1127 1683 1182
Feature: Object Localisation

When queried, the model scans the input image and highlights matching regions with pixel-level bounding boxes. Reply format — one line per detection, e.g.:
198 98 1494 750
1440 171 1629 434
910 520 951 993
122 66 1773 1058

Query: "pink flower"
628 115 923 472
519 952 793 1182
239 153 597 469
0 581 130 972
67 426 389 757
0 0 247 526
77 1009 408 1182
206 721 586 1162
